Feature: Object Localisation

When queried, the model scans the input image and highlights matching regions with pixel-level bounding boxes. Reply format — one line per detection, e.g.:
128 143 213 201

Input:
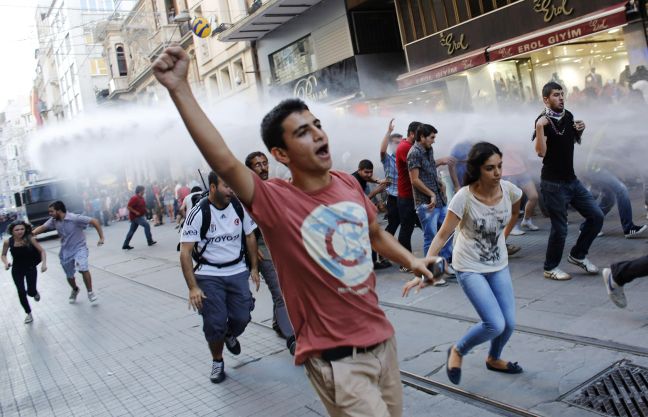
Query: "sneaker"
520 219 539 231
506 243 521 256
224 334 241 355
510 225 525 236
373 260 391 270
544 268 572 281
210 360 226 383
88 291 98 303
24 313 33 324
445 264 457 278
432 278 448 287
568 255 599 274
602 268 627 308
148 241 157 246
399 266 411 273
122 245 134 250
69 288 80 303
625 225 648 239
34 292 40 302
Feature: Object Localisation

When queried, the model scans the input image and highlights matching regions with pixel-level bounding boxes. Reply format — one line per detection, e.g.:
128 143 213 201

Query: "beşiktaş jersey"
180 202 256 276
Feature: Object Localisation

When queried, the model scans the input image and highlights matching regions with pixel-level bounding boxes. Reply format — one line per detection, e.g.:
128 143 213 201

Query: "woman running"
2 220 47 323
403 142 523 384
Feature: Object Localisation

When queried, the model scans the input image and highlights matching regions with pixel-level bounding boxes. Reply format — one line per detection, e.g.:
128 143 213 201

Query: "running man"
180 171 259 383
122 185 156 250
153 45 436 416
244 151 296 354
534 81 604 281
33 201 104 303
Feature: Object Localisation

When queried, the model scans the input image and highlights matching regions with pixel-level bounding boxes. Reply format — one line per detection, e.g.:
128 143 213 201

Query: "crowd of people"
2 45 648 417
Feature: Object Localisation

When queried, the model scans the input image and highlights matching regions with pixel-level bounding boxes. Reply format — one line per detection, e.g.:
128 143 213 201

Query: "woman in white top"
403 142 523 385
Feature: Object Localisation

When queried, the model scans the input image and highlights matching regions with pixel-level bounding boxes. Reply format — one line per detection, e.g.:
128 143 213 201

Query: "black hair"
260 99 310 151
542 81 563 98
190 186 202 193
389 133 403 140
135 185 145 194
358 159 373 170
49 200 66 213
407 121 422 137
8 220 33 240
463 142 503 186
244 151 267 168
208 171 219 188
415 124 438 142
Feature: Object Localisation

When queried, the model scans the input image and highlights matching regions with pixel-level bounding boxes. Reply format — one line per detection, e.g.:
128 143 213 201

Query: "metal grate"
562 361 648 417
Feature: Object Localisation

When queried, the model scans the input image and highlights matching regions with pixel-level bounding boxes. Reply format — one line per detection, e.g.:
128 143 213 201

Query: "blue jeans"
416 204 452 260
583 169 634 233
455 267 515 359
122 216 153 246
540 179 604 271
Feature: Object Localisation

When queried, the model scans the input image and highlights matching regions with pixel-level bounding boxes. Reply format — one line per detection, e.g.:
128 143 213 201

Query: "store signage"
489 6 627 60
439 32 469 55
533 0 574 23
397 52 487 89
405 0 620 71
293 75 328 101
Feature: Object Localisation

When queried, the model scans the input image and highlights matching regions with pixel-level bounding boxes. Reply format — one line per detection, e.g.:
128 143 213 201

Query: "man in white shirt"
179 172 259 384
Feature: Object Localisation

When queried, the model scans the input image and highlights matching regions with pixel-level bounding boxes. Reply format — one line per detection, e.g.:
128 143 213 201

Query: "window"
116 44 128 76
209 73 220 97
90 58 108 75
64 34 71 54
83 30 94 44
220 66 232 92
232 59 245 87
269 36 315 85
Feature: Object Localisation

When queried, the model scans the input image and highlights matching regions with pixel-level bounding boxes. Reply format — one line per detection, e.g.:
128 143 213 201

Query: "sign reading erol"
489 10 627 60
397 53 487 89
405 0 622 71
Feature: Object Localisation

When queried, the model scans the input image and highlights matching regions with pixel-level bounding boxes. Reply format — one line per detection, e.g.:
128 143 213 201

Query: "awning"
488 2 628 61
218 0 322 42
396 50 487 90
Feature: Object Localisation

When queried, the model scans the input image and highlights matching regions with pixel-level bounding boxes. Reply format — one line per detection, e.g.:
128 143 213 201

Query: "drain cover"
562 361 648 417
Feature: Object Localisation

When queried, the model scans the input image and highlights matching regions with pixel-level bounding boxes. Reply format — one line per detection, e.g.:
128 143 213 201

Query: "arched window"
116 44 128 76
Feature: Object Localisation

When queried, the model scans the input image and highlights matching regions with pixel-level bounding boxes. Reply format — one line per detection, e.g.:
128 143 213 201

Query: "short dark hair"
407 121 421 136
542 81 563 98
463 142 503 186
389 133 403 140
208 171 219 188
135 185 145 194
415 124 438 142
358 159 373 170
190 186 202 193
244 151 267 168
260 99 310 151
49 200 66 212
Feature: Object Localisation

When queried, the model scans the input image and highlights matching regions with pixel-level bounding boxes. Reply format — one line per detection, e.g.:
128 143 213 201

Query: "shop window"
232 59 245 87
269 36 315 85
220 66 232 92
90 58 108 76
116 44 128 76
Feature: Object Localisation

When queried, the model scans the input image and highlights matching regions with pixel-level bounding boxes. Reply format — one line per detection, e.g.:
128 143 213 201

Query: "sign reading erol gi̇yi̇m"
405 0 620 71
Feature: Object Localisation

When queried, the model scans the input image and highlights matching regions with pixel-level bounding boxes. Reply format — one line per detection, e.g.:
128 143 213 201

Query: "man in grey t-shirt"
33 200 105 303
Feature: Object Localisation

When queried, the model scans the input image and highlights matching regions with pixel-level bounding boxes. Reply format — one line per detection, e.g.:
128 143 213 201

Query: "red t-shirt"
246 171 394 365
127 195 147 221
177 186 190 202
396 139 413 198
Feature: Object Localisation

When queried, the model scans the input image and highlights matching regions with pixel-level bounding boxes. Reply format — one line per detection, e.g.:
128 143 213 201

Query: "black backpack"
187 197 248 272
9 237 41 267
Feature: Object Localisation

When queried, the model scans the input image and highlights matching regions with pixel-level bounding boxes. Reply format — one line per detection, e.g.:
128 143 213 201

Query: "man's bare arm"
152 46 254 205
535 118 548 157
379 118 395 161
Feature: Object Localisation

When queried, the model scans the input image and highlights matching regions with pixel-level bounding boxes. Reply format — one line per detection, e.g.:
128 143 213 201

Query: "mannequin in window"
585 67 602 90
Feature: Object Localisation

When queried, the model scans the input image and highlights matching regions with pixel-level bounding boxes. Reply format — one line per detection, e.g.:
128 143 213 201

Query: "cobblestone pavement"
1 192 647 416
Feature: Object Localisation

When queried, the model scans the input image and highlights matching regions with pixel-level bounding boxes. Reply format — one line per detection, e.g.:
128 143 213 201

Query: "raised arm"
152 46 254 205
379 118 395 161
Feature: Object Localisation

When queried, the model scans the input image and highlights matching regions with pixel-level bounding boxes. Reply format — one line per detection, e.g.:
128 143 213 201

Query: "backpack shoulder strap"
231 198 245 223
198 198 211 241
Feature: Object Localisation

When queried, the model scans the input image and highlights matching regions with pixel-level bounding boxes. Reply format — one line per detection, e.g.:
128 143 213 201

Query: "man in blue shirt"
379 119 402 238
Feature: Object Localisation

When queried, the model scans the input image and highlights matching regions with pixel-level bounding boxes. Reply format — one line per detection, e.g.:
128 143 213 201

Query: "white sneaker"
510 225 525 236
602 268 626 308
24 313 33 324
567 255 599 274
88 291 97 303
520 219 539 231
69 288 80 304
210 360 226 383
543 268 572 281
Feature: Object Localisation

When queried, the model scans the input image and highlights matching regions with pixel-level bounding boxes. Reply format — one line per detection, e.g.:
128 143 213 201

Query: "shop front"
396 0 648 111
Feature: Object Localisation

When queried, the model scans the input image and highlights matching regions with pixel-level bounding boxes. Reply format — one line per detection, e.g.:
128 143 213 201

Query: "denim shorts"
60 247 89 277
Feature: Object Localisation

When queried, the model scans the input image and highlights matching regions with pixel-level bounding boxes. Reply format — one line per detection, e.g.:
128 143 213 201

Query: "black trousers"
12 266 37 314
611 254 648 286
385 195 400 236
397 197 416 252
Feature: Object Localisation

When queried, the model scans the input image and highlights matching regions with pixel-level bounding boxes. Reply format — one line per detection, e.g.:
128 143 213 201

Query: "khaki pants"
304 337 402 417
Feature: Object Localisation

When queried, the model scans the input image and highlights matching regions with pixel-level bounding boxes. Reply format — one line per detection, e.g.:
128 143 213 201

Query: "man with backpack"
179 171 260 384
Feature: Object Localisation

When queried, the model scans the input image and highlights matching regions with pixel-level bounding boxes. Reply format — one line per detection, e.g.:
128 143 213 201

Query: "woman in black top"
2 221 47 323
